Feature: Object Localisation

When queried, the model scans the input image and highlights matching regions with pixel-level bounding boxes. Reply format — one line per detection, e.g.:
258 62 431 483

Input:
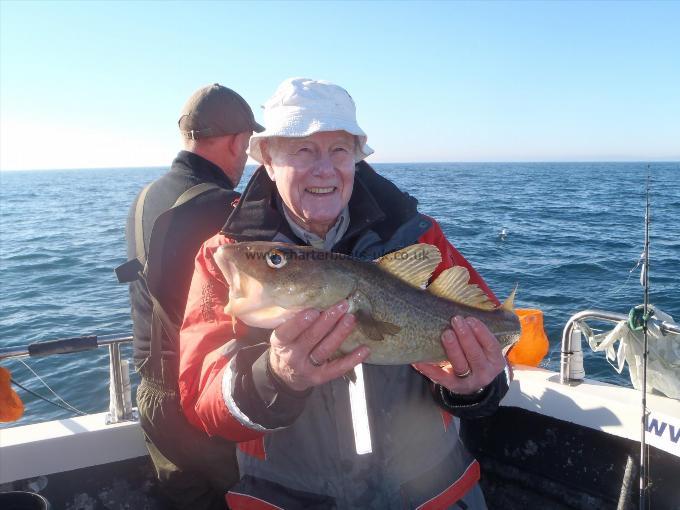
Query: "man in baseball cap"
178 83 264 185
120 83 262 510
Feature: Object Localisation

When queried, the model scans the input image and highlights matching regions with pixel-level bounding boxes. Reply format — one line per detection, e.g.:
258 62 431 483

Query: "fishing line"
579 228 650 313
14 358 86 416
10 378 86 416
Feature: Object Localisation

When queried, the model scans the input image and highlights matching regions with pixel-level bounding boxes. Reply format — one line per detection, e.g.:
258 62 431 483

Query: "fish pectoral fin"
427 266 497 310
375 244 442 289
355 309 401 341
348 290 401 341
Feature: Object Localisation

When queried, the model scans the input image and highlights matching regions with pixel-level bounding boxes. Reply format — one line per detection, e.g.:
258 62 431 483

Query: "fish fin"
348 290 401 341
375 244 442 288
327 351 357 383
427 266 496 310
355 309 401 341
343 368 357 384
500 285 518 312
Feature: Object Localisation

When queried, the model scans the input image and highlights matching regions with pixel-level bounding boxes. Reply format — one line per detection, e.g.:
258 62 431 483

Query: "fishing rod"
639 166 651 510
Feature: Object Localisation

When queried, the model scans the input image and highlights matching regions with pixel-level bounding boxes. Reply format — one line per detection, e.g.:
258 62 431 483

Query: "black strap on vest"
115 183 152 282
115 181 224 380
115 182 223 283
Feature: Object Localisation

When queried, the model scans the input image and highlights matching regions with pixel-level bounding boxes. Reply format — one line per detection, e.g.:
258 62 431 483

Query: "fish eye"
266 249 287 269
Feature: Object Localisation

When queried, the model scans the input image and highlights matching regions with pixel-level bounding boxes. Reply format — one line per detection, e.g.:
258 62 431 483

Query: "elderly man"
179 78 509 509
119 84 262 510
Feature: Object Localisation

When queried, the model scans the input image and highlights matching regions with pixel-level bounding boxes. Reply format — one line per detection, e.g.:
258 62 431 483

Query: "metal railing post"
106 341 134 424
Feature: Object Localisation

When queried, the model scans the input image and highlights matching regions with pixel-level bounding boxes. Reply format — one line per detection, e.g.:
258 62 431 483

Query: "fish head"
213 241 357 329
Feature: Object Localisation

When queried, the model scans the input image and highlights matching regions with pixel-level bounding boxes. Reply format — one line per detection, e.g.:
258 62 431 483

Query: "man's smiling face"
264 130 356 237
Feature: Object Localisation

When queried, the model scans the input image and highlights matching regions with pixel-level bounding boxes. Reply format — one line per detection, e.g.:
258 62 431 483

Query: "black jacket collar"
222 161 418 245
171 150 234 189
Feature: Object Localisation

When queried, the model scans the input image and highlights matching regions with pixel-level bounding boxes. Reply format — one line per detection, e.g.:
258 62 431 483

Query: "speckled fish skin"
215 241 521 365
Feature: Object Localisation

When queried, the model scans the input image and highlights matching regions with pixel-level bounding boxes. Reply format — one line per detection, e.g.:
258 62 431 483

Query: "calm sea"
1 162 678 427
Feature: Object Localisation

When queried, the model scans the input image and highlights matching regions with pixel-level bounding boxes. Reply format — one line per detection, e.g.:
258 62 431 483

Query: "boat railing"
0 334 135 424
560 309 680 385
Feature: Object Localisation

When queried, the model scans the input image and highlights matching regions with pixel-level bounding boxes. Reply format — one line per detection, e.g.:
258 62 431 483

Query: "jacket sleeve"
178 234 308 441
417 215 510 417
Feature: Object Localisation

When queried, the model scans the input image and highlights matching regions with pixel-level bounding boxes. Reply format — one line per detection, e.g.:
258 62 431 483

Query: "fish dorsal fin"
375 244 442 288
427 266 496 310
500 285 517 312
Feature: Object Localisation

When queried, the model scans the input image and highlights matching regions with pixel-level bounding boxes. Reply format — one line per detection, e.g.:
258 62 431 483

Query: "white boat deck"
0 411 146 484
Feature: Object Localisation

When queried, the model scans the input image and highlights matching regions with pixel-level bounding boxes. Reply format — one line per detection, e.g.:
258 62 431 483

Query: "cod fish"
214 241 520 364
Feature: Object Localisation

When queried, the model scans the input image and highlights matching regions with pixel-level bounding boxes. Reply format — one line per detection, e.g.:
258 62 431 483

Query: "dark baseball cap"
178 83 264 139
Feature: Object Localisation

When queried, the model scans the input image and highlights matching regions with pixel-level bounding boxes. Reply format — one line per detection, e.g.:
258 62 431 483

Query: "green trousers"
136 378 239 510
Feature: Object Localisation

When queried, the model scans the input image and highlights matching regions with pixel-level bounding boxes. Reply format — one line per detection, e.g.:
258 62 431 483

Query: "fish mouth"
214 247 300 328
213 251 254 313
305 186 337 195
224 271 274 322
219 259 255 316
219 258 240 295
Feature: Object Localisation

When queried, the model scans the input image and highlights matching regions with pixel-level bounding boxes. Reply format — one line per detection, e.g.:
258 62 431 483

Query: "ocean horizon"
2 160 680 173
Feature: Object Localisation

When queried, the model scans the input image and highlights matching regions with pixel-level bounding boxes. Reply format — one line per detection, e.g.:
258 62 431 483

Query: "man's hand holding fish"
267 300 369 392
413 316 508 396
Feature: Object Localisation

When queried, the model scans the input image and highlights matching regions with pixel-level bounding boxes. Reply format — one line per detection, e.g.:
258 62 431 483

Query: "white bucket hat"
248 77 374 164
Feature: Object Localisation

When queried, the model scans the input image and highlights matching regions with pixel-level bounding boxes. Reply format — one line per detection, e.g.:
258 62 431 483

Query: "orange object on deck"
0 366 24 422
507 309 549 367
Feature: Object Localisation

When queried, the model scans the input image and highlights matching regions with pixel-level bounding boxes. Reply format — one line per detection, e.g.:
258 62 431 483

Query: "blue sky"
1 0 678 170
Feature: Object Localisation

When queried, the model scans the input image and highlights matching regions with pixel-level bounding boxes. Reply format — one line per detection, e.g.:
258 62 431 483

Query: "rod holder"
568 326 585 381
